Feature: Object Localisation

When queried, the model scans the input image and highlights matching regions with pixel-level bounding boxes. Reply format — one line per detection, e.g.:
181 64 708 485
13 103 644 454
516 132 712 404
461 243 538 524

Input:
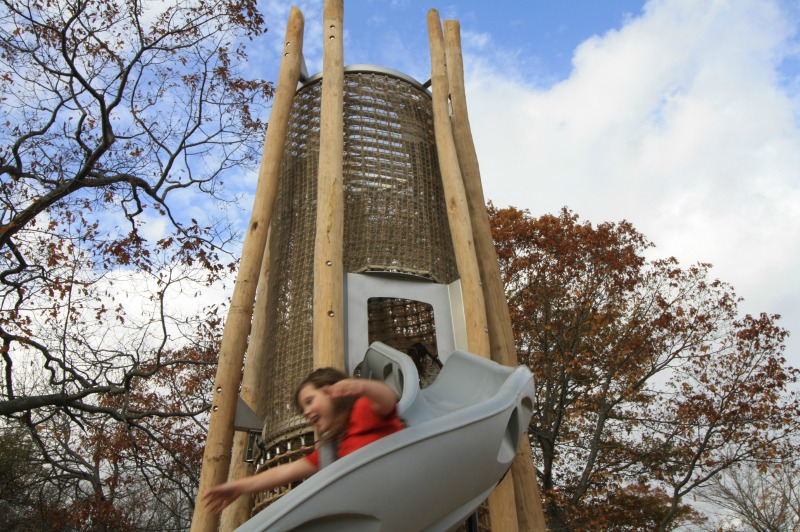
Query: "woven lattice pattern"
367 297 437 353
342 72 457 282
367 297 441 387
258 70 457 443
454 502 491 532
251 428 316 514
257 80 320 439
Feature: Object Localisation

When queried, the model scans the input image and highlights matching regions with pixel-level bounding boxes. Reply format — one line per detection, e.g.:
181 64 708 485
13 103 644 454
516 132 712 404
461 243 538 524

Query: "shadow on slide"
237 342 535 532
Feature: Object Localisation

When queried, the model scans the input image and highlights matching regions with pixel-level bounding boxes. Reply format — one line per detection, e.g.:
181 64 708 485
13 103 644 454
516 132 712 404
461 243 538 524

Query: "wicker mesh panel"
258 81 321 439
252 428 316 514
342 72 458 283
366 297 437 352
366 297 441 388
454 502 491 532
259 69 457 454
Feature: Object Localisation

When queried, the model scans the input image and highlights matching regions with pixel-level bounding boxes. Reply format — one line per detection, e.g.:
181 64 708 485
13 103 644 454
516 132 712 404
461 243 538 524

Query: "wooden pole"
220 431 256 531
190 8 304 531
444 20 546 531
313 0 346 371
441 28 516 369
511 442 547 531
426 9 490 360
428 9 515 530
219 229 273 531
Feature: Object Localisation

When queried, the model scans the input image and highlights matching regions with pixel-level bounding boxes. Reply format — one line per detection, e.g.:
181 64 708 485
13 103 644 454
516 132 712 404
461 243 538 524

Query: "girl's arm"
202 457 318 514
326 378 399 416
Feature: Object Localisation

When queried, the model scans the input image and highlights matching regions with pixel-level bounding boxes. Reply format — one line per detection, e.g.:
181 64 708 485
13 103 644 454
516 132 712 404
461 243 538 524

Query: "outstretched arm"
202 457 318 514
326 378 399 416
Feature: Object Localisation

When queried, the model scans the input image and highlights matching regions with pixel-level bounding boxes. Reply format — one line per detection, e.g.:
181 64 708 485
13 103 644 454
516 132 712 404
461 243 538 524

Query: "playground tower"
190 3 546 531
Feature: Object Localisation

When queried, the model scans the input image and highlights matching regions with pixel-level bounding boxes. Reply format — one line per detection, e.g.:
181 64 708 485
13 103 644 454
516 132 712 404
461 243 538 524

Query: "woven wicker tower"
191 3 546 531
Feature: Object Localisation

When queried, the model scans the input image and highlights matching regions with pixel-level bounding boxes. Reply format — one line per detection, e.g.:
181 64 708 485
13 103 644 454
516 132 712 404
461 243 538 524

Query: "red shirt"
306 396 404 469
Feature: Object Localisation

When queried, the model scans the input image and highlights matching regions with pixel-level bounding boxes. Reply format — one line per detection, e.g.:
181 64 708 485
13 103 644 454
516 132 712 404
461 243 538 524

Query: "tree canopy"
490 205 800 531
0 0 272 527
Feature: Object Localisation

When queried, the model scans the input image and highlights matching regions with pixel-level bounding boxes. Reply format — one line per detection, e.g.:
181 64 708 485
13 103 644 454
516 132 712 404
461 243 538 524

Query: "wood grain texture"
312 0 346 371
444 18 546 532
190 8 305 532
426 9 490 359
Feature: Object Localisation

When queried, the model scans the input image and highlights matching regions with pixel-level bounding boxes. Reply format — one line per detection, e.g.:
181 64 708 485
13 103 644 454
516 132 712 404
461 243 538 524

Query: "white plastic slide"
236 342 535 532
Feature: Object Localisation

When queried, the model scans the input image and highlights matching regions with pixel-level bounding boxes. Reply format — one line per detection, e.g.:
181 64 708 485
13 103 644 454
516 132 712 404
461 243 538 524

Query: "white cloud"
463 0 800 362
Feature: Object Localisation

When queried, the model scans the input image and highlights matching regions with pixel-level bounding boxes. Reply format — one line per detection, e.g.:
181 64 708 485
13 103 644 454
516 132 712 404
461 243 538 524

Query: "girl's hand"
202 482 242 514
324 378 364 398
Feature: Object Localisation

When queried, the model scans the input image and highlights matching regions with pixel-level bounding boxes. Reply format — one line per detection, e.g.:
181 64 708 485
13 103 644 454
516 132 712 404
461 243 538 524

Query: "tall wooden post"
190 8 304 531
427 9 517 531
219 229 273 531
426 9 491 359
444 20 546 531
312 0 346 371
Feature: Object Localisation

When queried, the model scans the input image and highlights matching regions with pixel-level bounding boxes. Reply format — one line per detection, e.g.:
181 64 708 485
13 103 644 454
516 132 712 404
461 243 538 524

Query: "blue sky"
348 1 650 83
257 1 662 83
243 0 800 365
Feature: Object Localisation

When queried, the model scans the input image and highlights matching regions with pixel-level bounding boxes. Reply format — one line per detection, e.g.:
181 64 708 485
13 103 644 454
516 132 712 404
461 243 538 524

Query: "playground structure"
237 342 535 531
190 2 547 531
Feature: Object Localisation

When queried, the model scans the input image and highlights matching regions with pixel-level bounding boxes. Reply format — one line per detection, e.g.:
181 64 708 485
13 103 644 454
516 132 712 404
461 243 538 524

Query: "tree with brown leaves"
0 0 272 527
489 205 800 531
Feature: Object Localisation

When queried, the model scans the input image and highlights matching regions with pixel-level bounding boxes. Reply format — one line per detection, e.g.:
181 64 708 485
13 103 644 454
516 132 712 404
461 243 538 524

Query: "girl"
203 367 404 514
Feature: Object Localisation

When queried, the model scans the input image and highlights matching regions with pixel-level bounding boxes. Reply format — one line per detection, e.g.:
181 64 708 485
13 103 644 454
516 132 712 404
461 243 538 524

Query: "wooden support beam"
428 9 515 530
441 28 514 366
444 19 546 532
512 442 547 532
313 0 346 372
220 228 273 531
426 9 490 360
444 20 545 531
190 8 305 531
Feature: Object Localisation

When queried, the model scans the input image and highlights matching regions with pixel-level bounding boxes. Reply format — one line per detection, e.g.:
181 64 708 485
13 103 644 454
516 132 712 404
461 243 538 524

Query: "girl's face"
297 383 334 433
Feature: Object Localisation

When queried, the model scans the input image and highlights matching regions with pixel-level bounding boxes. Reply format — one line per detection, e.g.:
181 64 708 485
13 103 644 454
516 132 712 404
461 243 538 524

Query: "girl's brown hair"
294 368 357 442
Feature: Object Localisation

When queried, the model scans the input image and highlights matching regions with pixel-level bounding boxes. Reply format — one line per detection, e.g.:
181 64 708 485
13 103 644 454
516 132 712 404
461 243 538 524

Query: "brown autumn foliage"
489 205 800 531
0 0 272 527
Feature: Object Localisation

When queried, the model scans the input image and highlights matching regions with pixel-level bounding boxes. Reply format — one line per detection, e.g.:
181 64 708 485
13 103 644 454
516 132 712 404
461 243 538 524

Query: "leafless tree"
699 461 800 532
1 0 272 526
